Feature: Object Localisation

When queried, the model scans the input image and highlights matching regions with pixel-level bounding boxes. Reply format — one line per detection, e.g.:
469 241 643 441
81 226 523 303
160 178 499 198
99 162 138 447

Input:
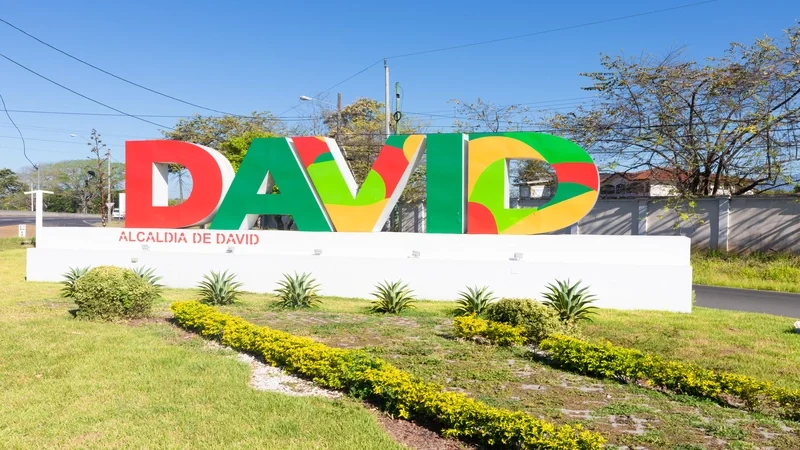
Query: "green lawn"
692 250 800 293
3 241 799 449
0 247 401 449
214 293 800 449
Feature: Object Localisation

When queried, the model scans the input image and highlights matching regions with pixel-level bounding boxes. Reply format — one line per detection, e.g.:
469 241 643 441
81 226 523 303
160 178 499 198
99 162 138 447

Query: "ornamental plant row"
170 301 605 450
540 335 800 421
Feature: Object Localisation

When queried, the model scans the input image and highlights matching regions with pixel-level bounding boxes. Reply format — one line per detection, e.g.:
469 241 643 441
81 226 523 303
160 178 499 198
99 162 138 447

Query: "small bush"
452 314 488 339
541 280 598 325
486 298 564 344
197 270 243 305
60 266 90 299
132 266 164 293
454 285 496 316
72 266 157 321
453 315 525 347
275 272 321 309
370 280 415 314
484 321 526 346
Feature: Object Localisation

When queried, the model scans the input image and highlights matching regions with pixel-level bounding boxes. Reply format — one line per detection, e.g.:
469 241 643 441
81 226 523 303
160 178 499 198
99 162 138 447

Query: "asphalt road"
693 284 800 318
0 214 100 227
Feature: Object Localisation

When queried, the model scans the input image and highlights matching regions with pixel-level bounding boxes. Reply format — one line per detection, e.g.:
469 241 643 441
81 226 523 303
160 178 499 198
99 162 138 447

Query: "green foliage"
171 301 605 449
197 270 243 305
453 285 496 316
274 272 321 309
72 266 157 321
370 281 416 314
59 266 91 299
485 298 565 344
540 335 800 421
452 314 488 339
220 130 278 171
541 280 598 325
453 315 526 347
132 266 164 293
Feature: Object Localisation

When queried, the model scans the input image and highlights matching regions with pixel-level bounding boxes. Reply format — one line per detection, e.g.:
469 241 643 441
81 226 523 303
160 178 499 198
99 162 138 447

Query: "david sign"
125 132 599 235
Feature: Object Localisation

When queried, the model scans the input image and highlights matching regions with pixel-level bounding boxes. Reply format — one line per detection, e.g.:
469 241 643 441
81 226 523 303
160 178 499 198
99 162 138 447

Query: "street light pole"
384 59 390 137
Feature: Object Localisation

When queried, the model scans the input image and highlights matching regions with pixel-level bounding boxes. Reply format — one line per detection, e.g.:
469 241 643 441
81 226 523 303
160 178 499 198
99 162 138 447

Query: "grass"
211 294 800 449
0 247 402 449
692 250 800 293
583 307 800 389
3 239 799 449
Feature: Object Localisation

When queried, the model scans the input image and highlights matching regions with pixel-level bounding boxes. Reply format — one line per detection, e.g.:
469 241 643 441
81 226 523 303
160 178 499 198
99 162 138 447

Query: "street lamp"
299 94 343 152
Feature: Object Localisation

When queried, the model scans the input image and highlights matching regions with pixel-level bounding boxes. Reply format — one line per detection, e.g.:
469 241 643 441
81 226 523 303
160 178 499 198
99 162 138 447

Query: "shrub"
171 301 605 449
486 298 564 344
454 285 496 316
60 266 90 299
540 334 800 421
132 266 164 293
274 272 321 309
72 266 157 321
197 270 243 305
541 280 598 325
453 315 525 347
370 280 415 314
452 314 488 339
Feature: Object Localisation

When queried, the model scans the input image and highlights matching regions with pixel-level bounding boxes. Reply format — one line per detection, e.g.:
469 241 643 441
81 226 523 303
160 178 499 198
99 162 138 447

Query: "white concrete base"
26 228 693 312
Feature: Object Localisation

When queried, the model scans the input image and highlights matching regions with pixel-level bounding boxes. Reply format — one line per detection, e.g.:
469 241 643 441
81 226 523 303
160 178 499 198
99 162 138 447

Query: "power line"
0 92 36 169
0 52 173 130
386 1 718 59
0 17 239 116
0 108 318 120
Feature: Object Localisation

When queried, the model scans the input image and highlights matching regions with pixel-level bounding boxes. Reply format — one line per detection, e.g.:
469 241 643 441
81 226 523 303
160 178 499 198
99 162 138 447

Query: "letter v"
293 135 425 232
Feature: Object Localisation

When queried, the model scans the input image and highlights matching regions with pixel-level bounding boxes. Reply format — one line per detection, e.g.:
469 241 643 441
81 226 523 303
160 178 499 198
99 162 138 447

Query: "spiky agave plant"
274 272 321 309
60 266 90 299
132 266 164 294
541 279 598 325
370 280 416 314
197 270 244 305
454 285 496 316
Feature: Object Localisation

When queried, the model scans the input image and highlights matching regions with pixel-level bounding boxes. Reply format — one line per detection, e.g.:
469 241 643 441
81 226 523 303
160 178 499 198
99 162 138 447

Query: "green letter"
210 138 331 231
426 133 466 233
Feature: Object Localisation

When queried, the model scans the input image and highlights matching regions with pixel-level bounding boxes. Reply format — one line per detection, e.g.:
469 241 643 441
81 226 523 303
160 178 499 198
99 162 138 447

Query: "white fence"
390 196 800 253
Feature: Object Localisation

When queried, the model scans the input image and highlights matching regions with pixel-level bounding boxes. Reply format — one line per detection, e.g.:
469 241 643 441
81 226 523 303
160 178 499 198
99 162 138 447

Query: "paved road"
0 214 100 227
693 285 800 318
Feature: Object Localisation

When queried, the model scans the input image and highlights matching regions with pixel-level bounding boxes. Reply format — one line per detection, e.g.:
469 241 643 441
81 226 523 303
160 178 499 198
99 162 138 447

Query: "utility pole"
337 92 342 143
107 148 111 205
384 59 390 137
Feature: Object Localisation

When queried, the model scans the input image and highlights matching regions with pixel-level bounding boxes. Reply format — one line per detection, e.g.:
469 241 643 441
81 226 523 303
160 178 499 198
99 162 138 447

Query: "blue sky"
0 0 797 174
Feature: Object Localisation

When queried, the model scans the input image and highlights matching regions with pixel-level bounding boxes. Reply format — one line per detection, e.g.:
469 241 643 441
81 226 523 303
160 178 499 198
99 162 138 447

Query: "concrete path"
693 284 800 318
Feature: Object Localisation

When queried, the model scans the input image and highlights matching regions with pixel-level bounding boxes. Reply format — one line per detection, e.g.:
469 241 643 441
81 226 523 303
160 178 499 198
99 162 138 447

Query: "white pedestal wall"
26 228 693 312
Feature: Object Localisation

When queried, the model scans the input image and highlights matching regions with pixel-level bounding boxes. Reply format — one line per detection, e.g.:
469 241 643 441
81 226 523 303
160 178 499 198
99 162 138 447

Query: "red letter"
125 140 234 228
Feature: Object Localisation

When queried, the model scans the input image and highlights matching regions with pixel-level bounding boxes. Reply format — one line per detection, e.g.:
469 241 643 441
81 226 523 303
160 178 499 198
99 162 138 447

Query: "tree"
17 160 125 213
87 129 110 224
323 98 427 204
448 98 553 188
0 168 24 210
162 112 286 201
545 24 800 197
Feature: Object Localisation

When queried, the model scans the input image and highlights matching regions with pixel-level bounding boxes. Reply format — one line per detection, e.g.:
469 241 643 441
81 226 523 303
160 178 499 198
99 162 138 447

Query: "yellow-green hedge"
453 314 526 346
171 301 604 449
540 334 800 420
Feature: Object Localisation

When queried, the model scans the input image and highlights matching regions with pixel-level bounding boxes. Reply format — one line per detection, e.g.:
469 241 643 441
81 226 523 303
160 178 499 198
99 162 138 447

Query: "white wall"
27 227 693 312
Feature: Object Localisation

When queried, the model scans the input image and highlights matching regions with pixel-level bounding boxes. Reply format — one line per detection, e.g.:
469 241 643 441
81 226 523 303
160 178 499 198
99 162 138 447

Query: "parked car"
112 208 123 219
